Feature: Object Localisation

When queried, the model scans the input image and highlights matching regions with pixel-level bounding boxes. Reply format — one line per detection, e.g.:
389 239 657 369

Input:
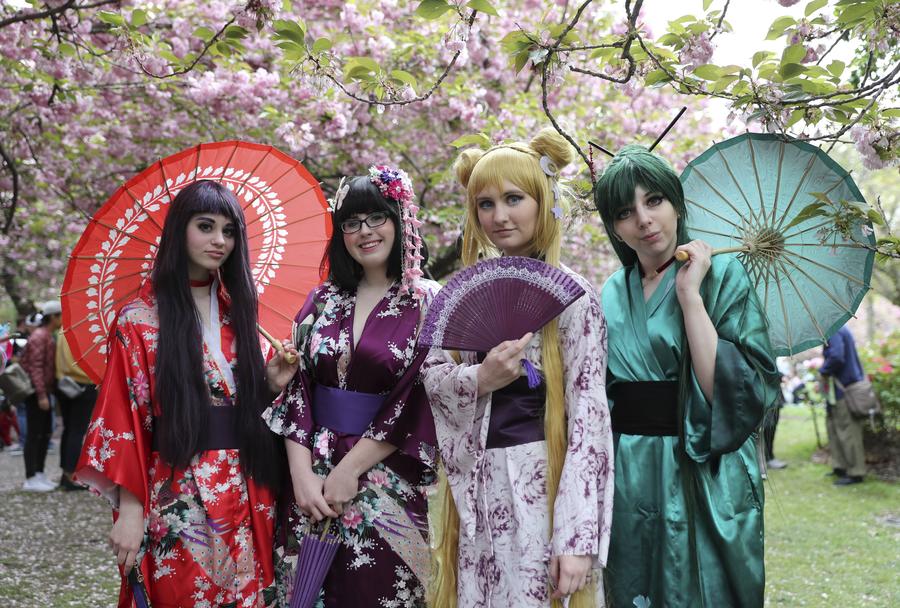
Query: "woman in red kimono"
76 180 298 608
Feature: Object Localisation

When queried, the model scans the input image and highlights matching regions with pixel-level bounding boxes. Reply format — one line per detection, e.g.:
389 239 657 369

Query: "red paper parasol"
62 141 331 384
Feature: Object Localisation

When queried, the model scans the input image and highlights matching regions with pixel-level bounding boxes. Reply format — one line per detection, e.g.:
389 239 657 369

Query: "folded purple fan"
419 257 585 352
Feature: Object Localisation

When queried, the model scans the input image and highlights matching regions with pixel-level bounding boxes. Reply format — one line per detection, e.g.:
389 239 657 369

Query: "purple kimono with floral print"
421 266 614 607
263 279 440 608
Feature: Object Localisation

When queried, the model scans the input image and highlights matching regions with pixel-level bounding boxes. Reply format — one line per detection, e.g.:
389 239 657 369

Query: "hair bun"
454 148 485 188
529 127 575 171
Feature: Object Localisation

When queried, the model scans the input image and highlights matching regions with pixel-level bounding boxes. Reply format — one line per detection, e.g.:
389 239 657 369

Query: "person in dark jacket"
820 325 866 485
19 300 61 491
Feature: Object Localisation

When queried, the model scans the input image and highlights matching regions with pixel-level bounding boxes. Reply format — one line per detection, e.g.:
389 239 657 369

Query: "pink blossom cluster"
850 125 899 170
679 32 714 71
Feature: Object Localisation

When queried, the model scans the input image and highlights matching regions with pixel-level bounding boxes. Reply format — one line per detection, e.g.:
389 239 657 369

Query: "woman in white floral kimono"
422 129 615 608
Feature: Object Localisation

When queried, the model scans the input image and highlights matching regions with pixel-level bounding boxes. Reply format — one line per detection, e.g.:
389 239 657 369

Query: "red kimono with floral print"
76 283 278 608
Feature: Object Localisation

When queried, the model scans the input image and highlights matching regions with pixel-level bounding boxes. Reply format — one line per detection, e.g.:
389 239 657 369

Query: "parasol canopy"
62 141 331 384
680 132 875 356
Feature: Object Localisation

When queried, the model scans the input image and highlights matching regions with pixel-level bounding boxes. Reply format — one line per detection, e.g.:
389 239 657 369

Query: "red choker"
189 276 214 288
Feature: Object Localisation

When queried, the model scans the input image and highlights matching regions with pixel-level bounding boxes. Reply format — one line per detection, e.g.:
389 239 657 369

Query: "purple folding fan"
419 257 585 385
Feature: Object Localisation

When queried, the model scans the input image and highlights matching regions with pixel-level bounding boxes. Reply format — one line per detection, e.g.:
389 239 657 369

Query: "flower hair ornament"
328 176 349 212
368 164 426 300
539 155 564 220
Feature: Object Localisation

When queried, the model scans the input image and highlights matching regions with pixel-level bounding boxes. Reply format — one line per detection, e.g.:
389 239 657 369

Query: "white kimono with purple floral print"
422 266 614 607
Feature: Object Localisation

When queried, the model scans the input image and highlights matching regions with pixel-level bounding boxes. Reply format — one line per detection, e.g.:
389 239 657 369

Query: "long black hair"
151 180 283 488
321 176 428 290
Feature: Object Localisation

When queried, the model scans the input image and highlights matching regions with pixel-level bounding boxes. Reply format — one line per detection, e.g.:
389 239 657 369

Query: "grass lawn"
764 405 900 607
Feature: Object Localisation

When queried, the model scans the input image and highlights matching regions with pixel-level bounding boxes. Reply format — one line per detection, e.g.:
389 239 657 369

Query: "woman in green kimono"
593 145 779 607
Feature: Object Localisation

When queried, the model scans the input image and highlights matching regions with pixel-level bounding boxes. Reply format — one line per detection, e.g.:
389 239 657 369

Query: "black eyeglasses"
340 211 389 234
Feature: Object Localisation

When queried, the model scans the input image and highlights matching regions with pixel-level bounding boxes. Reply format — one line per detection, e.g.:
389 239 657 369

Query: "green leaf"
781 62 806 78
837 2 876 25
883 108 900 119
346 56 378 71
273 19 307 45
58 42 76 57
158 49 181 64
867 209 885 226
347 66 376 80
131 8 148 27
786 108 805 128
450 133 492 148
657 33 681 46
390 69 417 88
644 69 672 86
312 37 332 53
225 25 248 39
703 0 713 10
766 16 796 40
194 26 215 41
466 0 499 16
692 64 722 80
783 202 826 231
98 11 125 27
415 0 453 19
513 51 529 73
827 59 845 77
752 50 773 68
711 75 738 93
805 0 829 16
782 43 807 65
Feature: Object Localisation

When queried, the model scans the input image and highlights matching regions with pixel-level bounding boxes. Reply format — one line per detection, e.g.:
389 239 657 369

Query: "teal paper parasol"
680 132 875 356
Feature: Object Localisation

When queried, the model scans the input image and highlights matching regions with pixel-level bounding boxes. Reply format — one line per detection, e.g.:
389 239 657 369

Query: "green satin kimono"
602 255 779 608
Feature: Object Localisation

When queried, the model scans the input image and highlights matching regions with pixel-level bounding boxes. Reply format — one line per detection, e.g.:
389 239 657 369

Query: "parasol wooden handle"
674 245 748 262
657 245 750 274
257 324 298 365
320 517 335 541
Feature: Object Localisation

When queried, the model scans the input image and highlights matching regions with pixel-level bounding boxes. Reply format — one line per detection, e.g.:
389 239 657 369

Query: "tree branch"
0 141 20 234
0 0 118 29
313 10 479 107
133 16 236 79
708 0 731 41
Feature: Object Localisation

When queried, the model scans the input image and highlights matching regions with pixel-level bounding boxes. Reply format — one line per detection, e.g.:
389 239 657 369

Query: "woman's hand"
266 340 300 394
323 463 361 515
549 554 593 600
109 487 144 573
675 239 712 304
294 468 338 522
476 332 533 397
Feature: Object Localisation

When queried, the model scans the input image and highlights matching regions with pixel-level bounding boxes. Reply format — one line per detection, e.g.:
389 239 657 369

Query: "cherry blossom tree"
1 0 896 316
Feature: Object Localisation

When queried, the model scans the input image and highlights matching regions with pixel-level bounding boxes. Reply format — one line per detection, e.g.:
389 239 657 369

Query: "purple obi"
487 376 546 449
312 384 386 436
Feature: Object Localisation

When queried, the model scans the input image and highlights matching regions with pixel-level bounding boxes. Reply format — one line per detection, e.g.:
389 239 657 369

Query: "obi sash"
312 384 386 436
609 380 679 436
487 376 546 449
152 405 239 452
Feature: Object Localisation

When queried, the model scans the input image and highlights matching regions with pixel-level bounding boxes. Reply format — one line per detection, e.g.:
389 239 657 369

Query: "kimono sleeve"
262 288 319 449
363 284 441 476
421 347 489 539
74 310 153 510
683 257 780 462
551 285 615 564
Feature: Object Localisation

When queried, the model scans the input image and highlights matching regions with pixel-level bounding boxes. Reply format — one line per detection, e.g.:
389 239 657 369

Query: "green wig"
593 144 691 267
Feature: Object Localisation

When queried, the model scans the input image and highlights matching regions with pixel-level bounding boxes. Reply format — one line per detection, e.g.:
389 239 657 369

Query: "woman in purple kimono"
264 166 440 607
422 129 614 607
